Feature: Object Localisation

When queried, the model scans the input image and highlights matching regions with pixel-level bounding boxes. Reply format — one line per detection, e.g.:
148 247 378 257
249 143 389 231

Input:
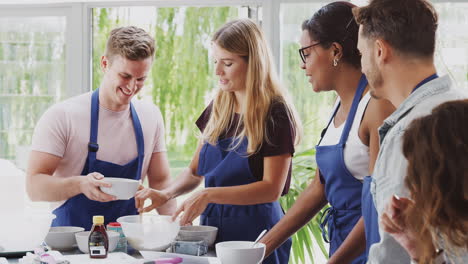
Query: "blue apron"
198 137 291 264
361 175 380 256
52 89 144 230
361 73 438 256
316 75 367 264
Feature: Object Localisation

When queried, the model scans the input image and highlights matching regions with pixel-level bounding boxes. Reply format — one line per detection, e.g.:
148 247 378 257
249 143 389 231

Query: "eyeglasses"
298 42 321 64
299 17 357 64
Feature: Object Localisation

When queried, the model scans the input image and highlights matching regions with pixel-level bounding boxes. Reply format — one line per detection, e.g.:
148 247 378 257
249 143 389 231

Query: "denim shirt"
367 75 468 264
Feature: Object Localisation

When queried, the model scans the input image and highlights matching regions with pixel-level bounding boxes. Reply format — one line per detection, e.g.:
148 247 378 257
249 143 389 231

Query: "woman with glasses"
259 2 394 263
134 19 302 264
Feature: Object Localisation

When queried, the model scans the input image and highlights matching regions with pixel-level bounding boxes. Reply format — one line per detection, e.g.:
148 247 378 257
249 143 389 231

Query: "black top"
195 100 295 195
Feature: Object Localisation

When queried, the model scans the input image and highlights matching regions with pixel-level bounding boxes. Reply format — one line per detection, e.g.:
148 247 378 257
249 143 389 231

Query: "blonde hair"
105 26 155 63
203 19 302 155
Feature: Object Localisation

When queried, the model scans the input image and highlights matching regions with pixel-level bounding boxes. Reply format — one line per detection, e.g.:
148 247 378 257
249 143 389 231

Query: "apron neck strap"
88 89 100 161
88 89 145 178
411 73 438 94
130 102 145 180
339 74 368 144
317 74 368 146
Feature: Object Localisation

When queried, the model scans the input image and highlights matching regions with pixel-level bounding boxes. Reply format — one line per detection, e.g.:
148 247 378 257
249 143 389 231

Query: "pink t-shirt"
31 92 166 200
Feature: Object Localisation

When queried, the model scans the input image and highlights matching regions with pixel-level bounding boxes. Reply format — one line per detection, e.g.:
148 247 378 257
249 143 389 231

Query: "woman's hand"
381 195 421 260
172 189 210 225
134 186 171 213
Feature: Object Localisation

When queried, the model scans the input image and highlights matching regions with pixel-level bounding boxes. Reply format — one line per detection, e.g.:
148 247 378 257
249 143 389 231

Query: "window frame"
0 0 463 94
0 4 87 97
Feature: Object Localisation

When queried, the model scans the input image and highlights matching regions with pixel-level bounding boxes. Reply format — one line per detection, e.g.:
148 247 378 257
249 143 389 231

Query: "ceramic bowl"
44 226 84 251
0 212 55 252
99 177 139 200
176 225 218 247
215 241 265 264
117 215 180 251
75 230 119 253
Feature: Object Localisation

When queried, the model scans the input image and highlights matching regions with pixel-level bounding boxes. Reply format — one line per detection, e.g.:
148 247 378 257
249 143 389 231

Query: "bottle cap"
93 215 104 224
107 222 121 227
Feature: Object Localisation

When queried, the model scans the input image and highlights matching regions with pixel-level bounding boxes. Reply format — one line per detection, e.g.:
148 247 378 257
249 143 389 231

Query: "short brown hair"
105 26 155 62
353 0 438 58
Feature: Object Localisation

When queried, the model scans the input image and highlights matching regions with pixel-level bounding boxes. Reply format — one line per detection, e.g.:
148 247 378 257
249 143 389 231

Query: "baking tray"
0 250 33 258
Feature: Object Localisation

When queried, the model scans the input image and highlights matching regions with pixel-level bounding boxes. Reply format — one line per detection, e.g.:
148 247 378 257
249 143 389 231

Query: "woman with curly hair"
381 99 468 264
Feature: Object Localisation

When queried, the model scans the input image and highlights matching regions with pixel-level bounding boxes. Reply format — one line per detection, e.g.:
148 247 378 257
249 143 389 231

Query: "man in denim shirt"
353 0 467 263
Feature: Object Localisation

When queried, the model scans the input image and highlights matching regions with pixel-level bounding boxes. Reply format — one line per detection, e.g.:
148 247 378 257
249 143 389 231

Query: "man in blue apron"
27 26 175 230
354 0 467 263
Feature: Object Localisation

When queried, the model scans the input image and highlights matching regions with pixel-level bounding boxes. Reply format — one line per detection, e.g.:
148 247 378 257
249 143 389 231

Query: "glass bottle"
88 215 108 259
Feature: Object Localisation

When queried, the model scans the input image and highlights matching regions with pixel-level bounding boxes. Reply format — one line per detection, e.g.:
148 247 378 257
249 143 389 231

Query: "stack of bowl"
176 225 218 247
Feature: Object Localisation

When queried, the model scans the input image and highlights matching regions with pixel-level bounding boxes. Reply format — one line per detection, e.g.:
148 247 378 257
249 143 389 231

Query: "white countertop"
2 249 220 264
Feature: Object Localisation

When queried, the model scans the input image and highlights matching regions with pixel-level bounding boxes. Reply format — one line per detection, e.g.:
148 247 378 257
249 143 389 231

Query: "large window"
0 2 466 263
280 2 336 152
434 2 468 90
0 15 66 168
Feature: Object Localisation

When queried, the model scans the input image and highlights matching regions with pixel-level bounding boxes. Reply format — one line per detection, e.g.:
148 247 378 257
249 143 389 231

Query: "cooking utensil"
252 229 267 248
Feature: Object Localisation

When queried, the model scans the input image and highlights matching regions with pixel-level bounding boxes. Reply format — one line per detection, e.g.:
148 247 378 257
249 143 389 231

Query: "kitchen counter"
2 248 220 264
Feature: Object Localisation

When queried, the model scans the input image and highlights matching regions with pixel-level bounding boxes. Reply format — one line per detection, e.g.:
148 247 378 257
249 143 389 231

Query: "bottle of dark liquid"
88 215 108 259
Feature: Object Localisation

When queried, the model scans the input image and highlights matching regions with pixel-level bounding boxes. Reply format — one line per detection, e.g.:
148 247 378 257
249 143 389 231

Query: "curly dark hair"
402 99 468 263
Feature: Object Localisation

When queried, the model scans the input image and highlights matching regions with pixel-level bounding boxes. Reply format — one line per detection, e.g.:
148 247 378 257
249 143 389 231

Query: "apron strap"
319 206 362 244
130 103 145 180
317 102 340 146
316 74 368 146
319 207 335 243
88 89 100 162
86 88 145 178
339 74 368 144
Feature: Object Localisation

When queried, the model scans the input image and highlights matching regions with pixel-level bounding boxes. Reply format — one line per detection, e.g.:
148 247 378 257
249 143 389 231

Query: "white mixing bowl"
117 215 180 251
99 177 139 200
44 226 85 251
0 212 56 252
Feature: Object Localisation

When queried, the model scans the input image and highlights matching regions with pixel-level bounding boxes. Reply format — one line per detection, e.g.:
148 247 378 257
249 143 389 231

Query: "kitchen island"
2 247 220 264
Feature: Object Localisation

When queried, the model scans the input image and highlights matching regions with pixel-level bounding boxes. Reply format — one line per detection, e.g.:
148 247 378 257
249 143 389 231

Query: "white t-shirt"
319 92 371 181
31 92 166 209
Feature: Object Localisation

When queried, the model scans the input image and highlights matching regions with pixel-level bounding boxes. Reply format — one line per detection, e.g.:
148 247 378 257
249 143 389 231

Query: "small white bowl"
216 241 265 264
44 226 84 250
176 225 218 247
75 230 119 253
99 177 139 200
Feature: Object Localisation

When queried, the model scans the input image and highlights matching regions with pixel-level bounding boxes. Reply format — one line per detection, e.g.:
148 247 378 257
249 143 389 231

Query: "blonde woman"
135 19 302 263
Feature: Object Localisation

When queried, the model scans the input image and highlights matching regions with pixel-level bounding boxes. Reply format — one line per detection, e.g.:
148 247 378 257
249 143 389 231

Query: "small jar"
107 222 127 253
89 215 108 259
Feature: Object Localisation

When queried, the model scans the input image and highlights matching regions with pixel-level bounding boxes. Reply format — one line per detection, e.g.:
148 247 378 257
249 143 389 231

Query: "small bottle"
107 222 127 253
88 215 108 259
